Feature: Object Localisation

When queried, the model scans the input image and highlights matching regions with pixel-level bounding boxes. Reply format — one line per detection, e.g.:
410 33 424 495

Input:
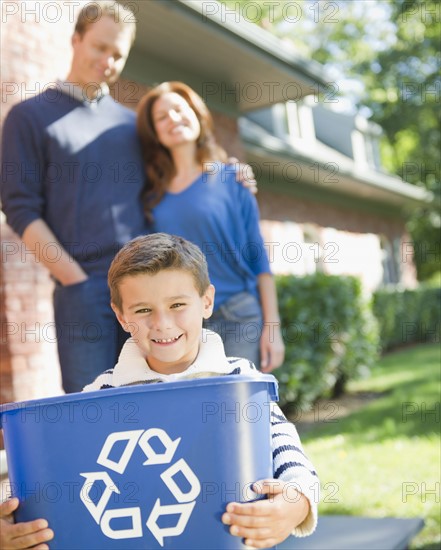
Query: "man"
1 1 255 394
1 1 146 393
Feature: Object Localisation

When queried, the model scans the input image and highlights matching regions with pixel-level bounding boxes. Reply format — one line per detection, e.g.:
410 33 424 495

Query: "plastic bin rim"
0 374 279 415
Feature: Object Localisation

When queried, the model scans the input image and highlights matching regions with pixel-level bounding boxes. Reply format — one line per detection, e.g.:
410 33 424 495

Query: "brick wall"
1 1 76 403
1 222 62 402
1 1 74 127
212 112 246 161
257 190 417 290
258 189 403 236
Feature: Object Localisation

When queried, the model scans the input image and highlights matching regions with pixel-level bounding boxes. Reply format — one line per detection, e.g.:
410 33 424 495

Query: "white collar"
56 79 110 105
112 329 233 386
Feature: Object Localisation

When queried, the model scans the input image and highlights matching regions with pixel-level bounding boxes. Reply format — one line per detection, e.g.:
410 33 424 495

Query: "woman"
137 82 284 372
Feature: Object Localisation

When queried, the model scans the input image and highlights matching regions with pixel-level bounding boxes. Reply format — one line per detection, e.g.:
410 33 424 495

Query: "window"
380 236 400 285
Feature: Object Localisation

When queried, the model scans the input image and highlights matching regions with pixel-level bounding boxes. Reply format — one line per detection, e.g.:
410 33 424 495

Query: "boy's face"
112 270 215 375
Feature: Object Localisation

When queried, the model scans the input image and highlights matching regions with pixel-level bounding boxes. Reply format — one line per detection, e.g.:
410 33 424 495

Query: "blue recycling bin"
0 375 278 549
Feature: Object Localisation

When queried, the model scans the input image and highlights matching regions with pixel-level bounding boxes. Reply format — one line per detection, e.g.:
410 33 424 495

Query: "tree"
221 0 440 280
358 0 440 281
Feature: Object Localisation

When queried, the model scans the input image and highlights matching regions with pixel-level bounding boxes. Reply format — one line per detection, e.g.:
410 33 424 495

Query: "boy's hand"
222 479 309 548
0 498 54 550
227 157 258 194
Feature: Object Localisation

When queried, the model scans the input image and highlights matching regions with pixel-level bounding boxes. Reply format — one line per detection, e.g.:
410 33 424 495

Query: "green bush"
275 273 379 407
372 285 441 351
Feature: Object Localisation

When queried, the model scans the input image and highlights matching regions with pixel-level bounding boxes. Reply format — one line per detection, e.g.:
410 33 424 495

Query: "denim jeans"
53 275 128 393
204 291 263 367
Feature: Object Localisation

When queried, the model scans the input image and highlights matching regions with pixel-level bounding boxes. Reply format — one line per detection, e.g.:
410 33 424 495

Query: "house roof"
123 0 328 112
121 1 431 212
239 118 433 210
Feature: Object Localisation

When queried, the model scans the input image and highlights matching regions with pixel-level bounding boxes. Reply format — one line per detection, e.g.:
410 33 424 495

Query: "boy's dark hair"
74 1 137 44
109 233 211 310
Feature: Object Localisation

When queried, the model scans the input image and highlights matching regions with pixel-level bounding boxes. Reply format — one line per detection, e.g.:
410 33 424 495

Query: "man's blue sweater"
1 88 148 275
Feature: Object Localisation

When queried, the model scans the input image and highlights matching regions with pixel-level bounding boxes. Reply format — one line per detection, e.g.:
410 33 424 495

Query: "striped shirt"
84 329 319 536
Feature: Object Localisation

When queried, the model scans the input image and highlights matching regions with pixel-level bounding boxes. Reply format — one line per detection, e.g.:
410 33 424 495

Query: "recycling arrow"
79 471 120 524
101 507 143 539
161 458 201 503
80 427 200 545
97 429 144 474
139 428 181 466
146 499 196 547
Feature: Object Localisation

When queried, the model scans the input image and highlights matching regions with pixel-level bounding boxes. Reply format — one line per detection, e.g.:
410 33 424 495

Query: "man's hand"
22 219 88 286
0 498 54 550
227 157 257 194
222 479 309 548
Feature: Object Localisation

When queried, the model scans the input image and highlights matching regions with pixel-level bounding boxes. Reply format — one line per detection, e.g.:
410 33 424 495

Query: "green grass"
300 344 440 548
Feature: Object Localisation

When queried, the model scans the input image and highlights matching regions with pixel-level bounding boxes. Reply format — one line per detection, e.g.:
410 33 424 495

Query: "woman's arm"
257 272 285 372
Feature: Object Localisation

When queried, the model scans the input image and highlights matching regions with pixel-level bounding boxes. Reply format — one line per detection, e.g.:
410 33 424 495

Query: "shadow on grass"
300 395 439 442
296 344 440 443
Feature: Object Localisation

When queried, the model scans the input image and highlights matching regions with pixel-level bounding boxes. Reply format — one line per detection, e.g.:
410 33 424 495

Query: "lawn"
297 343 440 549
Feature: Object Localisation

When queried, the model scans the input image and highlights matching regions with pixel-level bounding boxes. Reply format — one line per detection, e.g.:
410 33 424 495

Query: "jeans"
53 275 128 393
204 291 263 367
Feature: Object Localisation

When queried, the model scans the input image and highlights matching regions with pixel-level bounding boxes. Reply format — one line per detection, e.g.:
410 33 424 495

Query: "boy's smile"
113 269 214 375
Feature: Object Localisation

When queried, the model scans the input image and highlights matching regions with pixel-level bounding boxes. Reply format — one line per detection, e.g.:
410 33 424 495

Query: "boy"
1 233 318 549
83 233 319 548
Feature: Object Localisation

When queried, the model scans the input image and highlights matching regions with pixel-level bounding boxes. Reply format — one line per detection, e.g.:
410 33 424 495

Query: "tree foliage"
365 0 440 281
221 0 440 280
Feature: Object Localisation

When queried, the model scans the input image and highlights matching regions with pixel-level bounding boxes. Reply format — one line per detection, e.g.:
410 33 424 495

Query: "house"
0 0 431 402
241 97 431 290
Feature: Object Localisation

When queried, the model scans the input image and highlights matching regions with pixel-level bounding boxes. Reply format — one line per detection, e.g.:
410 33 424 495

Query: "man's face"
69 16 132 89
113 270 215 376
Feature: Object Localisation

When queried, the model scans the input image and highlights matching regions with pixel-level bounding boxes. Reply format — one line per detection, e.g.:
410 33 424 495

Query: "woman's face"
151 92 201 150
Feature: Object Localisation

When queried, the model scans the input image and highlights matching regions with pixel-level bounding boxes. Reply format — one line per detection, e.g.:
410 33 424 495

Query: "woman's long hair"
137 81 228 221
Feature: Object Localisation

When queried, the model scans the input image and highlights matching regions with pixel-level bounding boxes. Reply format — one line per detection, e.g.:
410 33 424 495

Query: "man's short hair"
75 1 137 44
109 233 211 310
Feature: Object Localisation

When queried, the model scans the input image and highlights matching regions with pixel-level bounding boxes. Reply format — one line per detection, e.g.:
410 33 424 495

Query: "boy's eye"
171 303 185 309
135 308 151 314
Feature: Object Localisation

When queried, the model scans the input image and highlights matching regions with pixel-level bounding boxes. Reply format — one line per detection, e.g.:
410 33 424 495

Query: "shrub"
275 273 379 408
372 285 441 351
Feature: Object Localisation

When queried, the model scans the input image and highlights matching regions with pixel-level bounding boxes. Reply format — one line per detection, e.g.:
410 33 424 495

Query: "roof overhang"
121 0 328 112
240 118 433 210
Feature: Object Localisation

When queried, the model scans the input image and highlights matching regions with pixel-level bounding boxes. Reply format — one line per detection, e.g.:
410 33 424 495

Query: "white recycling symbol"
79 428 201 546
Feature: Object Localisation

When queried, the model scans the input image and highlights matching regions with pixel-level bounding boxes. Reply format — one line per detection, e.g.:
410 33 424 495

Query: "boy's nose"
150 311 172 330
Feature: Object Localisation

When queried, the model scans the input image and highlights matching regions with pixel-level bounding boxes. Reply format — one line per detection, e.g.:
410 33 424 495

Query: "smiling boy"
82 233 319 548
0 233 318 549
106 239 215 377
